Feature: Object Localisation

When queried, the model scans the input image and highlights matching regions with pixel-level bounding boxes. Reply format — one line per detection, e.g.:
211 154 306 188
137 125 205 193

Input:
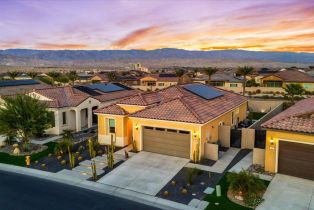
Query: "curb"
0 163 199 210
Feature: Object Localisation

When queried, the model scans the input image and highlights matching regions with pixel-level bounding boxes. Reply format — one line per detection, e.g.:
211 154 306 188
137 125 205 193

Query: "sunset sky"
0 0 314 52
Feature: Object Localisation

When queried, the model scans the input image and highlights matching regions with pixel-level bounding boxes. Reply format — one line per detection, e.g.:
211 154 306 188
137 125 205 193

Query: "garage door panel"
143 128 190 158
278 141 314 180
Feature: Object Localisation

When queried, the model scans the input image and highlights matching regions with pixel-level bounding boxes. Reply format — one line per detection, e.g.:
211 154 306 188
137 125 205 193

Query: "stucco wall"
265 130 314 173
253 148 265 167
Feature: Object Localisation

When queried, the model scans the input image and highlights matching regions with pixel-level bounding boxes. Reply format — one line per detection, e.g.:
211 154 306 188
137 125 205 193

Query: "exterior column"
87 107 92 128
75 109 81 132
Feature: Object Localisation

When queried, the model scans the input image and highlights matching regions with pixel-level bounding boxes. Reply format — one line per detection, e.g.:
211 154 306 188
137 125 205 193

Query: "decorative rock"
48 153 52 157
192 193 196 196
13 147 20 155
200 182 205 185
235 195 244 201
163 191 169 197
60 160 66 165
57 156 62 160
78 156 83 161
215 202 219 206
171 180 176 186
181 188 188 194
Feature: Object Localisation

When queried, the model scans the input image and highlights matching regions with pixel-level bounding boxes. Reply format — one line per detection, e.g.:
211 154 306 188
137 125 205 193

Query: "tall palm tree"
236 66 254 95
27 71 38 79
204 67 217 84
7 71 19 80
284 83 305 104
175 69 185 84
67 71 78 85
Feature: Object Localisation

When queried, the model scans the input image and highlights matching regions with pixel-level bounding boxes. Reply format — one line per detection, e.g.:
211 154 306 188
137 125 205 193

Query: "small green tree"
175 69 185 84
237 66 254 95
7 71 19 80
0 95 53 149
284 83 305 104
204 67 217 84
107 72 116 82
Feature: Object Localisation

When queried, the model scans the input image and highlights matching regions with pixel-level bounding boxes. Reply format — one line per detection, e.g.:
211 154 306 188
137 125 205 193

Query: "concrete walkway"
0 163 198 210
186 148 240 173
98 151 189 196
257 174 314 210
228 151 252 173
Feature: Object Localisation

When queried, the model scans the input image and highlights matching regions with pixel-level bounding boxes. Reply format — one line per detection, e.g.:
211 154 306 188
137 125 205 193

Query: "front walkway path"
186 148 240 173
257 174 314 210
97 151 189 196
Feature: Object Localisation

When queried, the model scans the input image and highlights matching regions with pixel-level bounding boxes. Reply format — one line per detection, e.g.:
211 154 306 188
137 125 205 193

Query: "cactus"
88 138 96 159
68 146 75 169
91 160 97 180
107 134 115 169
132 137 137 152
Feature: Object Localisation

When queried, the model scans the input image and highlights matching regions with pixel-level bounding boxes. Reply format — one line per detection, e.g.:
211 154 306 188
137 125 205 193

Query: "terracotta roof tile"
267 70 314 83
95 104 128 115
262 97 314 133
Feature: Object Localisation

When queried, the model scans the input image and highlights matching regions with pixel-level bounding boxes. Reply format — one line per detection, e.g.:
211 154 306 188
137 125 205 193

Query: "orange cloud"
274 45 314 52
0 41 22 49
201 44 265 51
36 43 88 50
111 26 159 48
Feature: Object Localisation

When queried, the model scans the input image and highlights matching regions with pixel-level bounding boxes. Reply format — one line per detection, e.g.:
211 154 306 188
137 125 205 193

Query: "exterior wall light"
193 131 198 139
269 137 275 150
135 124 139 130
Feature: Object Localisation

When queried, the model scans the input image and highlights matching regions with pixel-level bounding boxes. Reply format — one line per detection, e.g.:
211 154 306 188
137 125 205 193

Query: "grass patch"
204 173 270 210
0 142 56 166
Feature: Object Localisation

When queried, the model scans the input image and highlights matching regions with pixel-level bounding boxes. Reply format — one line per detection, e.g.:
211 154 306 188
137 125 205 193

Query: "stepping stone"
57 169 91 180
204 187 215 194
197 201 209 210
188 199 201 208
72 165 104 175
102 153 125 161
79 160 107 169
92 156 107 164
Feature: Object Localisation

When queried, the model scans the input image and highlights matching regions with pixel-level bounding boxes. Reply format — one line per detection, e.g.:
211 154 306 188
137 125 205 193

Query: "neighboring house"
91 73 109 83
134 73 179 91
307 70 314 77
260 69 314 91
95 83 247 160
209 73 243 89
116 75 140 86
29 87 100 135
261 97 314 180
77 72 92 83
0 79 50 96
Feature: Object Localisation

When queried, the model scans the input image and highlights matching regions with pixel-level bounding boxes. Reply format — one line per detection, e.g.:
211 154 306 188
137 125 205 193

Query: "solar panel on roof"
0 79 40 87
87 83 126 93
74 86 101 96
183 84 223 100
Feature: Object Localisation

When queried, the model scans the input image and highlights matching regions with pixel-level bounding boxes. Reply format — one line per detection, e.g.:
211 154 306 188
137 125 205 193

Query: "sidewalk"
0 163 198 210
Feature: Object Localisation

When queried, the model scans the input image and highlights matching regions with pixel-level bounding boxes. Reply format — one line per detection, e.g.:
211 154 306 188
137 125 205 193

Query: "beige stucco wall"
241 128 255 149
253 148 265 167
248 98 284 113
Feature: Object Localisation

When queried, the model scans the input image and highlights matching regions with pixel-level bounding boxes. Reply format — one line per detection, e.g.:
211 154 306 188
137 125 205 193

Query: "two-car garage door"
278 141 314 180
142 126 190 158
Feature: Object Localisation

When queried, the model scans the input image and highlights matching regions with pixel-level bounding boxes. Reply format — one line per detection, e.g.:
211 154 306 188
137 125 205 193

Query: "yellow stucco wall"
117 104 146 113
265 129 314 173
261 75 283 82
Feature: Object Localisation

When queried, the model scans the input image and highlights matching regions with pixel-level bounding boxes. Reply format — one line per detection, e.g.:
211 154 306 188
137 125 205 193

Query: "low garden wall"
204 142 218 161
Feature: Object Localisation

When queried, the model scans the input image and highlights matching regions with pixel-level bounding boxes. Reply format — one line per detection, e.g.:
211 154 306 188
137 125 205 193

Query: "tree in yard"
236 66 254 95
284 83 305 104
67 71 78 85
27 71 38 79
7 71 20 80
0 95 53 150
55 75 69 86
203 67 218 84
227 170 266 207
175 69 185 84
107 72 117 82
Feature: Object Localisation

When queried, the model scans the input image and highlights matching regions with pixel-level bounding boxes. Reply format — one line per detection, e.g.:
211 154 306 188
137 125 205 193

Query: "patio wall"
253 148 265 167
241 128 255 149
218 125 231 147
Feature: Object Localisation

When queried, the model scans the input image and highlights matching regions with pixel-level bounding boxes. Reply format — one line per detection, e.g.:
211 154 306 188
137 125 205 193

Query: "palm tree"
284 83 305 104
204 67 217 84
236 66 254 95
27 71 38 79
0 95 53 150
175 69 185 84
7 71 19 80
67 71 78 85
107 72 117 82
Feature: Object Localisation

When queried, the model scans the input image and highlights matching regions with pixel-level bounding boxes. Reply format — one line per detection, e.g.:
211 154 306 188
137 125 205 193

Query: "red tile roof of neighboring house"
97 84 247 124
94 104 129 115
264 70 314 83
262 97 314 134
92 73 109 81
34 87 90 108
141 74 179 82
93 89 142 103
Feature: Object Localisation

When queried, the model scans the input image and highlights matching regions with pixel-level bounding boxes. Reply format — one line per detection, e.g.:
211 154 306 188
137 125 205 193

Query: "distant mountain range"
0 48 314 67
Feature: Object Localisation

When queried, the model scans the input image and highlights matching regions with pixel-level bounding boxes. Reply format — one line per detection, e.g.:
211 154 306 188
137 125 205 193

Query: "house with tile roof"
261 97 314 180
95 83 247 160
133 73 181 91
260 69 314 91
27 83 141 135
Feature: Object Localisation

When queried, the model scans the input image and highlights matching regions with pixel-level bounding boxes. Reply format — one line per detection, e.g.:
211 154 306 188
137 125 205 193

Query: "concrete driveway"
97 151 189 196
257 174 314 210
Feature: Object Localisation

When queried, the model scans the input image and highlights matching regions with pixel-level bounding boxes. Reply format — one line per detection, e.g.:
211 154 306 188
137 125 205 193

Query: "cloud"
274 45 314 52
110 26 159 48
36 43 88 50
0 41 21 49
201 44 265 51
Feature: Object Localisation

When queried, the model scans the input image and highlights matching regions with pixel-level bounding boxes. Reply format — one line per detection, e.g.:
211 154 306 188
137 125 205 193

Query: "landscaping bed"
0 142 56 166
0 143 47 155
88 160 125 181
29 140 119 173
156 167 221 204
204 173 270 210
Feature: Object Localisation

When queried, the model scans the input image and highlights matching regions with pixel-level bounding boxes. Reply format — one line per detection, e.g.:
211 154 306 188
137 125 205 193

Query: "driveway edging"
0 163 198 210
